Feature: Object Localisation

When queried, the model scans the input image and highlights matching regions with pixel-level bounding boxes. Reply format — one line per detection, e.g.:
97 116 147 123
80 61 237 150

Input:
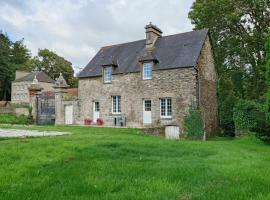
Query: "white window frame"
160 98 172 118
104 66 112 83
143 62 152 80
112 96 121 114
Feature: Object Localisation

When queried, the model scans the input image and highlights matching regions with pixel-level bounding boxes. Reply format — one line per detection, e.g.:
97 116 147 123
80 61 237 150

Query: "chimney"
145 22 162 49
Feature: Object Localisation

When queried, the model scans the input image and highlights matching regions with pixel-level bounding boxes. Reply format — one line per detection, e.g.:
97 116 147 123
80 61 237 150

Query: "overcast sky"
0 0 195 72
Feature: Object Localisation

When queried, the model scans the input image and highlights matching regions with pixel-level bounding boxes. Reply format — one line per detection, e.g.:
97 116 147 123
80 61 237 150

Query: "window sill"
160 117 172 120
104 81 112 84
142 78 152 80
111 113 121 115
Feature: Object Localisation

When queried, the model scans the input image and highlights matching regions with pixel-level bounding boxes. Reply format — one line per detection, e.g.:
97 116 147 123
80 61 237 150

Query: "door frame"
65 105 73 125
93 101 100 123
143 99 152 124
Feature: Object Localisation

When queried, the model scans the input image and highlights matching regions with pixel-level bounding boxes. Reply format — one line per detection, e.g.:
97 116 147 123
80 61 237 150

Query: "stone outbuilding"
11 71 55 104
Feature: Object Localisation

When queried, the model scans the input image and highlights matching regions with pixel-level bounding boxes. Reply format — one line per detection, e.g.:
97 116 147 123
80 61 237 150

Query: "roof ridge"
101 29 208 49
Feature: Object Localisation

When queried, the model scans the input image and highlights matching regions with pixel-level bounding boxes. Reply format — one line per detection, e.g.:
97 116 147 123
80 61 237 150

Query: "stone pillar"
28 76 43 122
54 73 69 125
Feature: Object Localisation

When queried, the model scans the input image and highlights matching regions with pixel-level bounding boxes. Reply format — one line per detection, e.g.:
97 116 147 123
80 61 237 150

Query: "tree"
31 49 77 87
0 32 31 100
0 32 12 100
189 0 270 135
265 33 270 119
11 40 32 71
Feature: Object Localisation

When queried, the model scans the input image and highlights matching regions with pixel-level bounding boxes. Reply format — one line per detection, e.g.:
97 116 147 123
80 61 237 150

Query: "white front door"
143 99 152 124
65 105 73 125
93 101 100 123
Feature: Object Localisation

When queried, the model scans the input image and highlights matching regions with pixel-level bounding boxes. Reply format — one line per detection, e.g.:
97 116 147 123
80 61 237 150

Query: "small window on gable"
104 66 112 83
143 62 152 80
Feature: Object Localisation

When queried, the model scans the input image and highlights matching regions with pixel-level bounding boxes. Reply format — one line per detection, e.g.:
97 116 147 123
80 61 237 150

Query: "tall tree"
0 32 12 100
11 40 32 71
32 49 77 87
265 33 270 119
0 33 31 100
189 0 270 135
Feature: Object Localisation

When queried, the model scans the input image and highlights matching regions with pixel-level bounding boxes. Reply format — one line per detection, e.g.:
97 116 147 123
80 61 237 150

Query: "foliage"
189 0 270 136
232 99 270 142
0 125 269 199
0 32 31 100
256 124 270 143
31 49 78 87
218 77 236 137
0 114 31 125
183 104 204 138
259 33 270 143
265 33 270 120
233 100 263 135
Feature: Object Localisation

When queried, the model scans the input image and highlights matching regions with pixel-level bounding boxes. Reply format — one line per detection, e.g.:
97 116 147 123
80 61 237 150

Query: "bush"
0 114 32 125
232 100 270 143
183 104 204 139
233 100 260 136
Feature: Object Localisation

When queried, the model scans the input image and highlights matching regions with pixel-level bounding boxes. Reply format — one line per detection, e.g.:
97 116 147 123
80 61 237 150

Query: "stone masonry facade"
12 81 54 103
197 36 218 135
78 67 197 128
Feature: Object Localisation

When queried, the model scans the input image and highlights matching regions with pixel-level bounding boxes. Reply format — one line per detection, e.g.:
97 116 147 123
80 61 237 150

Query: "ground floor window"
112 96 121 114
160 98 172 118
94 101 100 112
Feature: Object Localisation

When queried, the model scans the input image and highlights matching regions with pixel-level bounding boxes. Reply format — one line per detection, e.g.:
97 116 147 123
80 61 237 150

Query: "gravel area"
0 128 67 138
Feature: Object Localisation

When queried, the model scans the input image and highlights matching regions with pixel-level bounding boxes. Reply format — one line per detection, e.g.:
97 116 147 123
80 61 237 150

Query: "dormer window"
143 62 152 80
104 66 112 83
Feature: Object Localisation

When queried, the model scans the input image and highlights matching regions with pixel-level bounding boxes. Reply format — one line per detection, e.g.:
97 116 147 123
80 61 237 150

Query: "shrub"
183 104 204 139
233 100 270 143
233 100 259 135
0 114 30 125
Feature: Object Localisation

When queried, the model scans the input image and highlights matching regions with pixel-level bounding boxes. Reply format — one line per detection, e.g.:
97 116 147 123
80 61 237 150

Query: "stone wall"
78 67 197 128
197 35 219 136
14 108 29 116
0 107 14 114
55 87 79 125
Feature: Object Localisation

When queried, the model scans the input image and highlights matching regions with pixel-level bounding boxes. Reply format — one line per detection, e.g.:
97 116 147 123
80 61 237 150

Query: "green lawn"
0 125 269 200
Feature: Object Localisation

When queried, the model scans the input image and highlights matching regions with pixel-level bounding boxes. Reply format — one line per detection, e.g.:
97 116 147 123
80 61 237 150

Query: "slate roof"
79 29 209 78
14 71 55 83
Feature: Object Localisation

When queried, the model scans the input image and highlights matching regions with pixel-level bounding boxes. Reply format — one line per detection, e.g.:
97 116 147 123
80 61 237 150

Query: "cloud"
0 0 195 72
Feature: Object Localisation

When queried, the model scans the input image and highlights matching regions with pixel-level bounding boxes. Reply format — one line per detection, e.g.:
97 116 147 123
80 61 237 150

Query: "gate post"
28 76 43 122
54 73 69 125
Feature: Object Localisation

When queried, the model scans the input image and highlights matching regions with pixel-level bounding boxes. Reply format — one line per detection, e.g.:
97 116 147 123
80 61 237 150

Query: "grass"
0 114 30 125
0 125 269 200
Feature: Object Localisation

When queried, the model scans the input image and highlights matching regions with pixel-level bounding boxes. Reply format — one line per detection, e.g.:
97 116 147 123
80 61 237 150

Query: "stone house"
11 71 55 104
73 23 218 135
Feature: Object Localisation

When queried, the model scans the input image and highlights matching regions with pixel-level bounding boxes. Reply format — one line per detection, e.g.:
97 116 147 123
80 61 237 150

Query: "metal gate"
36 93 55 125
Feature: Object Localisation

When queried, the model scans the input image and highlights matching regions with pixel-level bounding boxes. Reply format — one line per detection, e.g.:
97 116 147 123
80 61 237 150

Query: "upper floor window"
143 62 152 80
112 96 121 114
104 66 112 83
160 98 172 118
